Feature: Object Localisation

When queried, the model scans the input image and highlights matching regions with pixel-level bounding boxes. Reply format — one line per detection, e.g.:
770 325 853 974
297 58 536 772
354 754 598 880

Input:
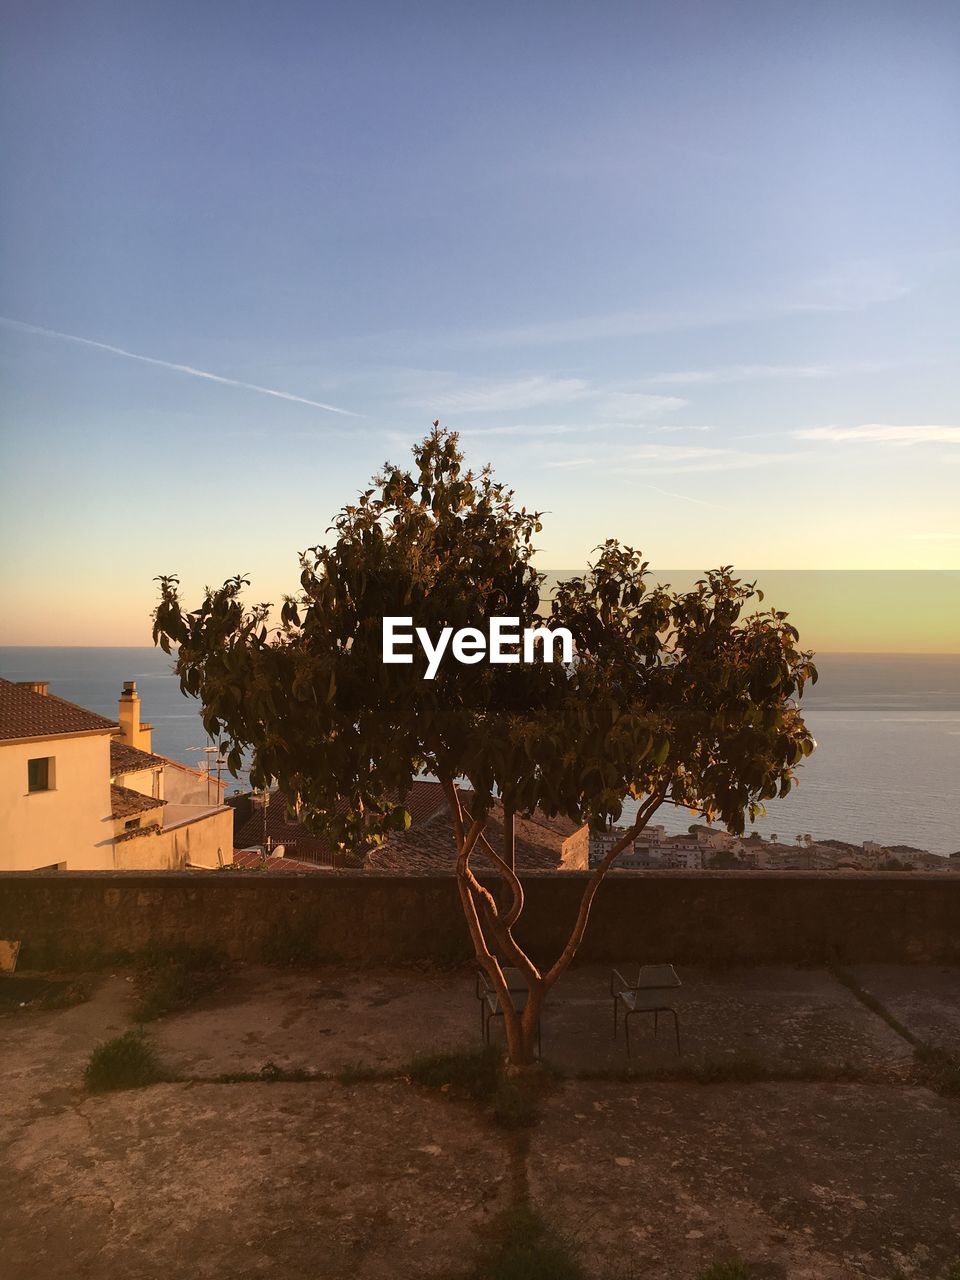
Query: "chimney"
17 681 49 696
118 680 153 751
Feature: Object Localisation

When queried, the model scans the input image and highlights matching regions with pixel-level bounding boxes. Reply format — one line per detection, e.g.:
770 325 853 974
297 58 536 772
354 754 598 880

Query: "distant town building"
0 678 232 871
586 819 952 873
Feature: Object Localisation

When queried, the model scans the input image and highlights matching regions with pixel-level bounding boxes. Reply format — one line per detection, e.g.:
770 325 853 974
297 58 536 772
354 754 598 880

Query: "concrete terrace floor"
1 962 958 1280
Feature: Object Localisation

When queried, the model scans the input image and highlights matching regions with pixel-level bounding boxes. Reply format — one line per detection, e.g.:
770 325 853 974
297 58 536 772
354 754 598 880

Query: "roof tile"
111 783 166 819
0 677 118 742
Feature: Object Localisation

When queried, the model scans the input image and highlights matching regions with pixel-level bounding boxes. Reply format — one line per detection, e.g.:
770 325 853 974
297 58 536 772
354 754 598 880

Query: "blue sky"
1 0 958 643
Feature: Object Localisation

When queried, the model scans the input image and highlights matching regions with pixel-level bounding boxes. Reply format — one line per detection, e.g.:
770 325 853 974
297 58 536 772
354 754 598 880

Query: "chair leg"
654 1008 659 1037
625 1011 632 1059
613 997 618 1038
672 1009 681 1055
537 1018 542 1060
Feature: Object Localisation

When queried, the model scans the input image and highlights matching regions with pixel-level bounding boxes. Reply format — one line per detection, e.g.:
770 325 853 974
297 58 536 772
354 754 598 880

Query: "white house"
0 677 233 871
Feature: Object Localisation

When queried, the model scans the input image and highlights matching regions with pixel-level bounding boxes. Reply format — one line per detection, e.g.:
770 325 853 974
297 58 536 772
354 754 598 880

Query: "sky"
1 0 958 646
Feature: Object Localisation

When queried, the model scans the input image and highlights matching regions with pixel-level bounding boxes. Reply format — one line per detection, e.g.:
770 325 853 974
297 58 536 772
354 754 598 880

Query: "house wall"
112 765 163 800
0 733 115 871
112 807 234 871
1 869 957 969
164 807 234 869
162 761 227 807
559 823 590 870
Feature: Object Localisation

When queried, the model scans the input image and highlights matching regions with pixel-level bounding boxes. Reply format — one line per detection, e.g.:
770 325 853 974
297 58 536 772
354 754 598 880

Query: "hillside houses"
0 678 232 871
588 823 951 872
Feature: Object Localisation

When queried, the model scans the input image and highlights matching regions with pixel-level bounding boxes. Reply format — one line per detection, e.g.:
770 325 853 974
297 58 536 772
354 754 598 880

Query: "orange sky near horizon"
1 569 957 654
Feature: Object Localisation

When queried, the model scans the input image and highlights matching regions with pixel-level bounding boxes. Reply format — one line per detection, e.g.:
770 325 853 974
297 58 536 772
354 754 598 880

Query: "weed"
407 1045 502 1099
577 1057 864 1085
39 975 96 1009
261 917 324 966
490 1082 540 1130
0 974 94 1011
210 1061 319 1083
470 1204 585 1280
84 1030 173 1092
133 947 225 1021
694 1261 752 1280
405 1045 541 1129
336 1062 388 1085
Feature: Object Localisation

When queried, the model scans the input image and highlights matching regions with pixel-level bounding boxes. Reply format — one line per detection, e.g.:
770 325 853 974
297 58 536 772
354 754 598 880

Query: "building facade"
0 678 232 871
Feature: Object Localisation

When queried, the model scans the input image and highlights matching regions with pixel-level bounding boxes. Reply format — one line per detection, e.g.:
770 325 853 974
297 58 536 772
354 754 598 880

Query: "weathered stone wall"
2 870 959 969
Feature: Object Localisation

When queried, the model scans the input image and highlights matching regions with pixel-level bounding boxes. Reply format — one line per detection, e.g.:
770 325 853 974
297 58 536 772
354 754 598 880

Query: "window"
27 757 54 792
124 817 141 831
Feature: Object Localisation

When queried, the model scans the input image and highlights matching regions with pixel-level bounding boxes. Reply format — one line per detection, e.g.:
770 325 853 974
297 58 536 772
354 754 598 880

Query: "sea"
1 648 958 856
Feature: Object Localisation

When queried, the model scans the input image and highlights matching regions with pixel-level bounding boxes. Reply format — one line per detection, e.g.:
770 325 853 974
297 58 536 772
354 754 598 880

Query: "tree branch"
543 786 668 988
476 831 524 928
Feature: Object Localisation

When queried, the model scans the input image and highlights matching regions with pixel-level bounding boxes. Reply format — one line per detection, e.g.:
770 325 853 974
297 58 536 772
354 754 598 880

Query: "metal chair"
611 964 682 1058
476 966 541 1058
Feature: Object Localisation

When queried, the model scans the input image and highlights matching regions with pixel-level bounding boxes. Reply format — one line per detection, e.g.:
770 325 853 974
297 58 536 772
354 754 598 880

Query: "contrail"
640 483 727 510
0 316 357 417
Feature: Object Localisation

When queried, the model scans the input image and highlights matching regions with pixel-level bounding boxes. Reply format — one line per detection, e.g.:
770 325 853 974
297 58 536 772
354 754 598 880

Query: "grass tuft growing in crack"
405 1045 541 1129
336 1062 389 1085
470 1204 585 1280
577 1057 864 1085
84 1030 175 1092
694 1260 752 1280
211 1061 320 1083
133 946 226 1021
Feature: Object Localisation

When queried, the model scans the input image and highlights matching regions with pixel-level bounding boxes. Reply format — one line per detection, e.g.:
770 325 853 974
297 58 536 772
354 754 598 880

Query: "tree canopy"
154 426 816 1064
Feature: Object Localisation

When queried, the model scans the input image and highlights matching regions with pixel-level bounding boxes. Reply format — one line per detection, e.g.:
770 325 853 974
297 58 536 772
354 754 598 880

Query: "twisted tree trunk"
442 775 667 1067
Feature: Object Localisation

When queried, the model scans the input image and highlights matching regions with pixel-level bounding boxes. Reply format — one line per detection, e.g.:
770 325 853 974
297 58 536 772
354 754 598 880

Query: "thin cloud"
453 422 581 437
638 483 728 510
418 374 591 414
797 424 960 445
634 362 883 387
545 442 798 476
0 317 357 417
455 421 710 437
443 272 908 350
591 390 688 419
398 369 686 419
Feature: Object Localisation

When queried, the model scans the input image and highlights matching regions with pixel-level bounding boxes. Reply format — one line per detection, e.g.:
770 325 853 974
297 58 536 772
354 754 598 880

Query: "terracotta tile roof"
0 677 118 742
111 783 166 819
110 739 166 776
230 779 449 866
232 849 332 873
367 791 578 873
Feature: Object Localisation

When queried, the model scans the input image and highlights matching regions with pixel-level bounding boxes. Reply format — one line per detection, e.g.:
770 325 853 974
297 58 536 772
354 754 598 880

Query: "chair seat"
618 988 676 1013
631 964 681 990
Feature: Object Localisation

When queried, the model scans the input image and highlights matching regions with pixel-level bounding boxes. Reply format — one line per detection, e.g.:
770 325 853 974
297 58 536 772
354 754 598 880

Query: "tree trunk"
444 773 666 1069
499 805 515 915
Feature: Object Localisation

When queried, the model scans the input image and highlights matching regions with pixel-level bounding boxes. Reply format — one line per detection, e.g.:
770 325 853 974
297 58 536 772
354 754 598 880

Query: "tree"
153 427 817 1066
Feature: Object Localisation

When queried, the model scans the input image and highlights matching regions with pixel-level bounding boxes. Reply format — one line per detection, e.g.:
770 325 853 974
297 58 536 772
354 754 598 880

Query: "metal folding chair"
611 964 682 1057
476 966 541 1058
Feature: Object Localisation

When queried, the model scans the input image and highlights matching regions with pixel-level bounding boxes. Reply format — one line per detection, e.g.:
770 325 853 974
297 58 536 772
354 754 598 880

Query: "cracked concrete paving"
0 1081 510 1280
531 1081 960 1280
1 965 958 1280
145 964 915 1080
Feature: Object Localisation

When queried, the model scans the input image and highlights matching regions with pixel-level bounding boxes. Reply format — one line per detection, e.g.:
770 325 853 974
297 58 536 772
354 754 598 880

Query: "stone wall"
1 869 959 969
